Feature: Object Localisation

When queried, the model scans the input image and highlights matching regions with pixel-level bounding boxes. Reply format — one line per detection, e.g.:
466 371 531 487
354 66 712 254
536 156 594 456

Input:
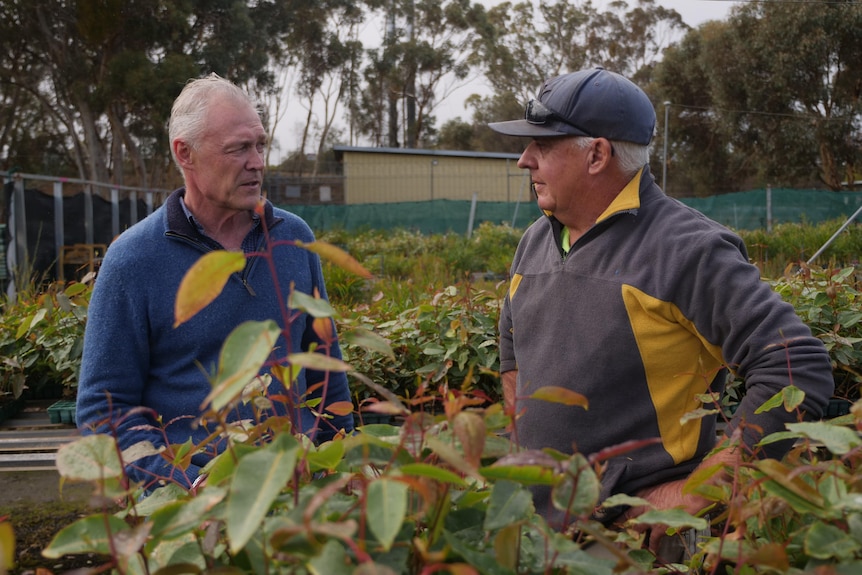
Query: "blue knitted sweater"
76 189 354 489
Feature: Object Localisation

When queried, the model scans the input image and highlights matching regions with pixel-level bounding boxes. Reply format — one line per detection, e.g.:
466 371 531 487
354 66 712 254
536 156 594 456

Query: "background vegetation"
3 221 862 574
4 220 859 410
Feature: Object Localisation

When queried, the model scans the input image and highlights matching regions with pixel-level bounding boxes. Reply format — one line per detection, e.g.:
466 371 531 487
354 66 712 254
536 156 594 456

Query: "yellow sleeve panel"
509 273 523 300
621 284 726 464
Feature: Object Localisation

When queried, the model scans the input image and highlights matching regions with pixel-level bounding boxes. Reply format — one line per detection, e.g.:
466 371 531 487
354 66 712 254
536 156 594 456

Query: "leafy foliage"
653 2 862 194
7 225 862 572
340 283 504 407
0 279 91 400
769 265 862 402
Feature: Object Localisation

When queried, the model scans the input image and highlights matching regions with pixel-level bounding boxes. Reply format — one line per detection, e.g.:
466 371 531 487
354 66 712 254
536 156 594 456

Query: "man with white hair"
77 74 354 492
489 67 833 561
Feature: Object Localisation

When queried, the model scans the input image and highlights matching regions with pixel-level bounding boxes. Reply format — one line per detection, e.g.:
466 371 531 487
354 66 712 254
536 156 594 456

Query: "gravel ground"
1 471 100 574
1 469 93 505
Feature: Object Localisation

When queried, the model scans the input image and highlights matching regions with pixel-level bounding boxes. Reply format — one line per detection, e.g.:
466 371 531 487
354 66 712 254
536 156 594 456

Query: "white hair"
572 137 650 178
168 73 261 172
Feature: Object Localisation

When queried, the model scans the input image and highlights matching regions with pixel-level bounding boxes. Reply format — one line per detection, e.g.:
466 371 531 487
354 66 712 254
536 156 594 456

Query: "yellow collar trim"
596 167 644 223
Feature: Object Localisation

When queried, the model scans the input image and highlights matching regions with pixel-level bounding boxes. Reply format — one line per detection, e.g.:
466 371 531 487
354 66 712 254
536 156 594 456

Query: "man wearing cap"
489 67 833 559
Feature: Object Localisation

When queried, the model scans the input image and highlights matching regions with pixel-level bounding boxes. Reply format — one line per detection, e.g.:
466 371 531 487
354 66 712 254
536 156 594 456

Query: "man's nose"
517 143 536 170
249 147 265 170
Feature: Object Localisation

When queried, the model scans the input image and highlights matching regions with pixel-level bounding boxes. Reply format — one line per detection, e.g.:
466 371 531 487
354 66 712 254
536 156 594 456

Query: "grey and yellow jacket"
499 164 833 524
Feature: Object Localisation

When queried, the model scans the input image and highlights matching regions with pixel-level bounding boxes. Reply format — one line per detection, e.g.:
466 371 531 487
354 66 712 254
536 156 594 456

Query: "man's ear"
587 138 614 174
173 139 193 168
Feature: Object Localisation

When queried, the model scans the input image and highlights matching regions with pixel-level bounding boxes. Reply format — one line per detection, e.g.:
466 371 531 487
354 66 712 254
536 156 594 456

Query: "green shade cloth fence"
282 189 862 236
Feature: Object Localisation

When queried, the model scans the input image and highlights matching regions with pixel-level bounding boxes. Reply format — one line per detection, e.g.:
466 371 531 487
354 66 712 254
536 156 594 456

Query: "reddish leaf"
312 316 334 342
362 401 406 415
453 411 486 468
529 386 589 409
325 401 355 417
295 240 373 279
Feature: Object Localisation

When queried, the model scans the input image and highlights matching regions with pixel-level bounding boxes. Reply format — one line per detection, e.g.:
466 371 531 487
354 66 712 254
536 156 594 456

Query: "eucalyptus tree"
587 0 687 85
287 0 364 176
0 0 306 187
655 1 862 193
652 22 740 197
475 0 593 106
353 0 485 149
467 0 686 153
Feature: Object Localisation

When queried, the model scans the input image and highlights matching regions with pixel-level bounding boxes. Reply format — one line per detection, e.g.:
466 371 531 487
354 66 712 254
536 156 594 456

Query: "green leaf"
484 480 534 531
289 289 338 318
422 343 446 356
629 508 708 531
55 434 125 481
551 454 600 517
306 440 346 472
200 443 258 488
494 524 521 571
64 282 89 297
366 478 408 551
399 463 467 486
786 421 862 455
755 385 804 414
804 521 860 560
42 514 134 558
174 251 246 327
308 539 353 575
444 530 517 575
480 464 557 485
481 450 561 485
203 320 280 411
149 488 227 540
756 459 825 514
602 493 651 509
226 434 300 554
287 351 352 374
341 327 395 360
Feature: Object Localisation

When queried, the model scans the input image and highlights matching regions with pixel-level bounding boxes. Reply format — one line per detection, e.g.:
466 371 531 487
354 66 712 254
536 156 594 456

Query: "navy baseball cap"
488 67 656 145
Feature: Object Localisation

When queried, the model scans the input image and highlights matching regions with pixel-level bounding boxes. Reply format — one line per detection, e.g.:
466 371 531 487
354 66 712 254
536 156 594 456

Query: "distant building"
333 146 525 205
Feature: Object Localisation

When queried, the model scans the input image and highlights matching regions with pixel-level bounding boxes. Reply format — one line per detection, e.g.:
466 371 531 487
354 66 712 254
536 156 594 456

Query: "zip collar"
164 187 283 240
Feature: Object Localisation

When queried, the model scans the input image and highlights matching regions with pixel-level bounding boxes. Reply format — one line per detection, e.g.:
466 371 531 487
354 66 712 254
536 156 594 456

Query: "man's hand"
621 442 739 560
502 370 518 432
621 478 712 557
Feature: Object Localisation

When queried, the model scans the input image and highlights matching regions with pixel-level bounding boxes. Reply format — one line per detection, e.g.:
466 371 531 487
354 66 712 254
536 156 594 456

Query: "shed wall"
343 151 527 204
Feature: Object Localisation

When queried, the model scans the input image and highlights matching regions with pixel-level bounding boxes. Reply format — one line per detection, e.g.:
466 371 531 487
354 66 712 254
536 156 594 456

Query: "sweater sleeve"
76 242 197 490
681 227 834 458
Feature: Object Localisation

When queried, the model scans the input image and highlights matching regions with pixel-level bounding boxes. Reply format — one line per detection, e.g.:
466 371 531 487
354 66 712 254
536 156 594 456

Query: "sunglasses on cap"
524 99 614 154
524 99 590 134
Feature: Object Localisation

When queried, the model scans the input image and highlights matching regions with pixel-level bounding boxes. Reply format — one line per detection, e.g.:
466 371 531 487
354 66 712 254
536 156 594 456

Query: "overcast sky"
651 0 739 27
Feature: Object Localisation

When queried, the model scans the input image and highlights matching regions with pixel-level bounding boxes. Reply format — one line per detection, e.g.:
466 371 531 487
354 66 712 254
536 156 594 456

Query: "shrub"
22 234 862 574
0 279 91 400
739 219 862 275
339 283 505 408
769 264 862 402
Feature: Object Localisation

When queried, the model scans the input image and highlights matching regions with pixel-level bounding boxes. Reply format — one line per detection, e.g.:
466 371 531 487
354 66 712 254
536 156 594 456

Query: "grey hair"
571 137 650 178
168 73 261 172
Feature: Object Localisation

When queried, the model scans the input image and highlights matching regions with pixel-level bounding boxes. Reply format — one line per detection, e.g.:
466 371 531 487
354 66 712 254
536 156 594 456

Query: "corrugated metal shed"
333 146 525 205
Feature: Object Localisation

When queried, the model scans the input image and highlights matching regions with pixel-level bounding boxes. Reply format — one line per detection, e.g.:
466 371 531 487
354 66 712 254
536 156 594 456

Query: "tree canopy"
1 0 859 196
653 1 862 194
